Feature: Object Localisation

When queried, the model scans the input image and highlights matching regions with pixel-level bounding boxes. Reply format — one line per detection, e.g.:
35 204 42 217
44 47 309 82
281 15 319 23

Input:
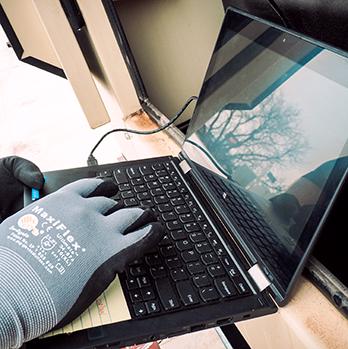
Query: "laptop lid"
181 7 348 305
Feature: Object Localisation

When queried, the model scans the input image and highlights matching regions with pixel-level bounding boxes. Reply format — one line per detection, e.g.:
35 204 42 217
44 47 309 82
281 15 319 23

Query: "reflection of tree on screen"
198 93 308 191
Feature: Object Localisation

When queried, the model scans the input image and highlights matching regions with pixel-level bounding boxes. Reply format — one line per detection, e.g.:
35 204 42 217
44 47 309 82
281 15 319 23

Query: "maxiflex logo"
17 206 85 252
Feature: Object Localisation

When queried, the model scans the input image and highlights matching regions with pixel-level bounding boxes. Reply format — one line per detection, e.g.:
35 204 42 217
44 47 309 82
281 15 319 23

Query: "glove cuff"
0 246 57 348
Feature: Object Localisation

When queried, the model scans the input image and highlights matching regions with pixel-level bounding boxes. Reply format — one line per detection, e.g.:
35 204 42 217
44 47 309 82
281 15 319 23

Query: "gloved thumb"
1 156 44 189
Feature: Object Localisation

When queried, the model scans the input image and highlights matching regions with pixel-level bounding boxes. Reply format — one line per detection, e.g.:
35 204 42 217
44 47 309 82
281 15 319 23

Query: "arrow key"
133 303 147 317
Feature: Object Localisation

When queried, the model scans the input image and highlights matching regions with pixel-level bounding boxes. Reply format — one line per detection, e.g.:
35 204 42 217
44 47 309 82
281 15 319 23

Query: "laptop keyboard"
98 159 252 318
200 167 290 283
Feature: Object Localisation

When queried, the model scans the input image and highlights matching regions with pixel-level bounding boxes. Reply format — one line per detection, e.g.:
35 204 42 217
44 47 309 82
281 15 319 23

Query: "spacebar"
155 279 180 310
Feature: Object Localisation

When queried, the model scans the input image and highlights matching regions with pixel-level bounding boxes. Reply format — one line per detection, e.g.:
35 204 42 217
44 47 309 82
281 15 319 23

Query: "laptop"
25 7 348 348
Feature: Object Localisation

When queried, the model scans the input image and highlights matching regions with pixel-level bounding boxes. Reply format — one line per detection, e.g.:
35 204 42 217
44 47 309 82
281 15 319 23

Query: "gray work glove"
0 178 163 349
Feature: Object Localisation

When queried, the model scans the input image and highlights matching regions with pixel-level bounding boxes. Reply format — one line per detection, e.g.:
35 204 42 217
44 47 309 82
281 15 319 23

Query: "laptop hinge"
248 264 271 291
179 159 191 174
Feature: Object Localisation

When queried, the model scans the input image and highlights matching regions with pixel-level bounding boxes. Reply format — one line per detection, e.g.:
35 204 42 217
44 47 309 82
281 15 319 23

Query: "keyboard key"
166 220 181 230
176 239 193 251
137 192 151 201
158 176 171 184
187 262 205 275
155 279 180 310
140 199 154 208
181 250 199 263
121 190 134 199
179 213 195 223
207 264 225 277
209 237 226 256
137 276 151 288
127 167 141 179
184 196 195 206
184 222 200 233
151 188 165 196
141 287 155 301
97 169 112 178
189 232 206 243
155 169 167 176
201 253 218 265
214 278 237 298
199 286 219 302
193 212 205 222
200 222 210 232
176 280 199 306
190 205 200 215
177 186 188 195
139 165 154 176
165 257 182 269
145 300 161 314
214 246 226 257
227 267 240 278
170 229 186 241
166 190 180 198
195 242 212 254
119 183 131 191
144 174 156 182
147 181 161 189
174 205 190 215
160 245 177 258
130 290 142 302
145 253 162 266
193 273 211 287
124 198 138 207
220 257 240 277
152 163 164 171
161 212 177 221
158 203 172 213
170 268 188 281
133 303 147 316
126 277 138 290
129 265 147 277
134 185 147 193
163 182 176 191
150 266 167 279
233 277 251 295
154 195 169 204
170 197 185 206
131 178 144 185
113 169 128 184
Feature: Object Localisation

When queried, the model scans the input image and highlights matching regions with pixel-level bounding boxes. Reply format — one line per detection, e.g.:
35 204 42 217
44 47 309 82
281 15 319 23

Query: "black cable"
185 139 233 180
267 0 289 28
87 96 198 166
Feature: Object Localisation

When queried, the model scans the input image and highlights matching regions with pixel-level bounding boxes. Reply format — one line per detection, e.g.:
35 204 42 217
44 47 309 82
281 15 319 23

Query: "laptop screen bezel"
181 6 348 305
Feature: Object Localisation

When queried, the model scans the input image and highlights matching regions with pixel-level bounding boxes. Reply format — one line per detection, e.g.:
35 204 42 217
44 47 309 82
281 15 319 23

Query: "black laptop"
25 7 348 349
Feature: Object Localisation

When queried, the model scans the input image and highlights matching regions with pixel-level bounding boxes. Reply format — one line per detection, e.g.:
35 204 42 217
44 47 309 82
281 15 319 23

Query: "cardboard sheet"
42 275 131 338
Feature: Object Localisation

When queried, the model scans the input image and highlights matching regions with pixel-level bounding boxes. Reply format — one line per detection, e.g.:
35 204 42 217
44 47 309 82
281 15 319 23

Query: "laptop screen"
183 8 348 300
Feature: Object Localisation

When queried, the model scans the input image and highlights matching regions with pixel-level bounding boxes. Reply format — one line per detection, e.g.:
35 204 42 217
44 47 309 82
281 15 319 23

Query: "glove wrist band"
0 246 57 348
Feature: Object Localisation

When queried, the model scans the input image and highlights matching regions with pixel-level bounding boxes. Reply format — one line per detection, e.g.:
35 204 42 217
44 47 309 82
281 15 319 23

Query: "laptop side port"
190 324 206 331
216 318 232 326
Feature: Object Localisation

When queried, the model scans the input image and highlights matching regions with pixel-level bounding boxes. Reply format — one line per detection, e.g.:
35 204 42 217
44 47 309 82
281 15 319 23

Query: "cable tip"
87 154 98 167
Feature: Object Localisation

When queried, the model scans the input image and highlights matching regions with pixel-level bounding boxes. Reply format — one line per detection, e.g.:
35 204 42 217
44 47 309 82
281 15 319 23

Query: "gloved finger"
107 207 150 234
2 156 44 189
84 196 119 214
86 180 119 198
123 208 158 235
59 178 104 197
104 200 124 215
118 222 164 261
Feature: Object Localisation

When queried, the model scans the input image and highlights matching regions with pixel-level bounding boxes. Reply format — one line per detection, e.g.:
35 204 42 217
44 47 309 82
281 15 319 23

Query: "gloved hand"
0 178 163 349
0 156 44 223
